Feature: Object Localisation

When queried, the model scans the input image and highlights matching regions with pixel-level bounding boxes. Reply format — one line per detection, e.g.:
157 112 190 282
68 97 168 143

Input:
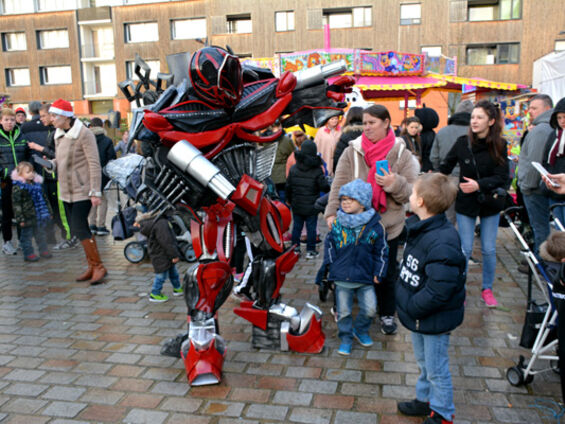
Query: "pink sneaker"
481 289 498 308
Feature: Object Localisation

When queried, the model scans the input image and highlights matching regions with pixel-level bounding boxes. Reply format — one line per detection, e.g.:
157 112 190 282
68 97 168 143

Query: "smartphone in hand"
32 154 54 171
375 159 389 176
532 162 560 187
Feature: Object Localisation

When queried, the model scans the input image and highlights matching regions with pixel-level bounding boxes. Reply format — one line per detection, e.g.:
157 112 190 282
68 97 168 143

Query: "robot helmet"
189 46 243 109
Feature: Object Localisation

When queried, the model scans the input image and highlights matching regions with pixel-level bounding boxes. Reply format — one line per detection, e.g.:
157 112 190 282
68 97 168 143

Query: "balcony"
81 42 115 61
77 6 112 25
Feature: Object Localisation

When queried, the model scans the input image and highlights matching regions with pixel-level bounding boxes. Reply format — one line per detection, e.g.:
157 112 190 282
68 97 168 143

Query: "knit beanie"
339 179 373 210
49 99 74 117
455 100 474 115
300 139 318 157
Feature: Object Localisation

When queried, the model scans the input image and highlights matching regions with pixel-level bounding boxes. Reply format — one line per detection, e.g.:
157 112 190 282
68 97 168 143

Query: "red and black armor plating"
119 46 352 385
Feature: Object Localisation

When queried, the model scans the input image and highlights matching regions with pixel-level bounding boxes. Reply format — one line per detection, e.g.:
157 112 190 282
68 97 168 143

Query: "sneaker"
40 251 52 259
353 329 373 347
305 251 319 260
397 399 431 416
89 224 97 232
53 238 77 250
423 411 453 424
337 342 352 356
96 226 110 236
517 264 529 275
24 254 40 262
149 293 168 303
330 306 338 322
380 316 398 335
172 287 184 296
2 241 16 255
468 256 480 266
481 289 498 308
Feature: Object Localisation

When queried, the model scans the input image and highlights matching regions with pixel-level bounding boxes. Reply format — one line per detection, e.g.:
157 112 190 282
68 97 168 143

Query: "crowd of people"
2 92 565 424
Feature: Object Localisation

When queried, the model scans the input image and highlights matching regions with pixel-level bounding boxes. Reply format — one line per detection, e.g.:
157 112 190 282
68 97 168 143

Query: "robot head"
189 46 243 109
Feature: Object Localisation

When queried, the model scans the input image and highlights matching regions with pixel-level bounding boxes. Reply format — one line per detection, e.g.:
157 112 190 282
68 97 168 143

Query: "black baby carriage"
504 203 565 386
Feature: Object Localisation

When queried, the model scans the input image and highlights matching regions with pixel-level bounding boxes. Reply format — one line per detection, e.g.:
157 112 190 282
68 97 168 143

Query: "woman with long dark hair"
325 104 420 336
400 116 422 161
440 100 509 307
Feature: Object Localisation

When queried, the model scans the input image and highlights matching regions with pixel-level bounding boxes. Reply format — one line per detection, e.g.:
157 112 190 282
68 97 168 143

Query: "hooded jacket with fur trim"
11 169 51 227
52 118 101 202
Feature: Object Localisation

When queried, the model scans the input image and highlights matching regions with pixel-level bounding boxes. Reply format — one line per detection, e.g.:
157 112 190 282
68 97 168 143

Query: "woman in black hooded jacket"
415 106 439 173
286 139 330 257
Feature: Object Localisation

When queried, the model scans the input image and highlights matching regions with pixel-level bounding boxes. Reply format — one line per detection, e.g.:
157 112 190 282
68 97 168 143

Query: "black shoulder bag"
468 145 509 212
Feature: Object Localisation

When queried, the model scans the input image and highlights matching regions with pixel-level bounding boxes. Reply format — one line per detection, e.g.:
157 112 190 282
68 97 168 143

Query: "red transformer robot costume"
118 47 354 386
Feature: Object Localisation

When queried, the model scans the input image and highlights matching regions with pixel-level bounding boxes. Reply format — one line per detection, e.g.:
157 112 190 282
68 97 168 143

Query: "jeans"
522 193 550 254
336 284 377 344
549 198 565 230
20 224 48 258
151 264 181 296
291 213 317 252
412 332 455 421
456 213 499 291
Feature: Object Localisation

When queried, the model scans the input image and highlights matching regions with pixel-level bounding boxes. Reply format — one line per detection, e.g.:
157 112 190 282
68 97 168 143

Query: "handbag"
468 145 509 212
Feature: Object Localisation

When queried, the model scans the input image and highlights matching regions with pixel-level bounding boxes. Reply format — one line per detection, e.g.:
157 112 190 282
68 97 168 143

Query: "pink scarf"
362 129 396 212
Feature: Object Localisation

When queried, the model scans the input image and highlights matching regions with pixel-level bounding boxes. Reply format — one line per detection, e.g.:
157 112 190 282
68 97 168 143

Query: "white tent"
533 50 565 104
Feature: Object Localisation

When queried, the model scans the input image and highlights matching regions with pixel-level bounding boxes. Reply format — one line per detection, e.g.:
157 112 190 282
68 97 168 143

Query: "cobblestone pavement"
0 225 562 424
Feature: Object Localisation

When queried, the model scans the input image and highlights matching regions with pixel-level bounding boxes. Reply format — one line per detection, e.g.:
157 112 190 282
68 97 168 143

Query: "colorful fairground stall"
243 49 530 146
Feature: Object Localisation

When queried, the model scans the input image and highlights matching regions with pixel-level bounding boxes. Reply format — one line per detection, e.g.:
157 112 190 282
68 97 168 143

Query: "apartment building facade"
1 0 564 116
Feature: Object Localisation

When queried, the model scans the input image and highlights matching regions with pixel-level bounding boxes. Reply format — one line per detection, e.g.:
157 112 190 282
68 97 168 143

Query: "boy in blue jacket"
396 173 466 424
317 179 388 356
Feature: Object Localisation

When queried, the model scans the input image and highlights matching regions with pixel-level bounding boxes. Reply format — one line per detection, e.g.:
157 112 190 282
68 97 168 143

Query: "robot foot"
161 333 188 358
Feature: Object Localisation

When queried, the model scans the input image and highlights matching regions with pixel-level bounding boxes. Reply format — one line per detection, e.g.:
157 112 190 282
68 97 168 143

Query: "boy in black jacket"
285 139 330 258
135 212 183 303
396 173 466 424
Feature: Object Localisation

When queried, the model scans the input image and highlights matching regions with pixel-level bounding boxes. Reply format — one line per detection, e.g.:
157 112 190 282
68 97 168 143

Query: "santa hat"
15 107 26 116
49 99 74 117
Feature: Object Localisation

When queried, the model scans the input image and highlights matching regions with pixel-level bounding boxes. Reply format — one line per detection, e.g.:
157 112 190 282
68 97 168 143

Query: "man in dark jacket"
0 108 30 255
396 173 465 424
415 105 439 173
21 101 48 150
136 212 182 303
88 118 117 236
285 139 330 258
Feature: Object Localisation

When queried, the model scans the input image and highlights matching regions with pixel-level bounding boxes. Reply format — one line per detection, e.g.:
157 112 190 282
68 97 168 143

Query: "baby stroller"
504 203 565 387
104 154 196 264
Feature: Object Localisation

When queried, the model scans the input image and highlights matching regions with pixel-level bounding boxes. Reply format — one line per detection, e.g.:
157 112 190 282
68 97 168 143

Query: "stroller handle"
502 206 524 222
549 202 565 231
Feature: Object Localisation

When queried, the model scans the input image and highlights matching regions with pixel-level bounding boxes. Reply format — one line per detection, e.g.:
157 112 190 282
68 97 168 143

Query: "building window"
38 0 77 12
322 7 372 28
37 29 69 49
126 60 160 80
556 40 565 52
5 68 30 86
400 3 421 25
40 65 72 85
1 0 34 14
124 22 158 43
2 32 26 51
226 14 252 34
171 18 207 40
421 46 442 57
275 11 295 32
468 0 521 21
466 43 520 65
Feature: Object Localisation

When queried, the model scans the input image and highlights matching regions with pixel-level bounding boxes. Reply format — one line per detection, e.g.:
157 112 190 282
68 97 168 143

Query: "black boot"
397 399 431 416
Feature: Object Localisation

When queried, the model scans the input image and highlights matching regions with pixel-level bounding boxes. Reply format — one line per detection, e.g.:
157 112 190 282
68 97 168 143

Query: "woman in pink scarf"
314 115 342 177
324 104 420 336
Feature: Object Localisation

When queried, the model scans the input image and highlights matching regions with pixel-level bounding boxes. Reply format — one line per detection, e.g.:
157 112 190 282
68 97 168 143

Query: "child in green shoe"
135 212 182 302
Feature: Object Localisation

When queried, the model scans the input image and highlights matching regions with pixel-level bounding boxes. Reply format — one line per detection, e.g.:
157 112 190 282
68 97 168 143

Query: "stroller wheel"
124 241 147 263
506 365 534 386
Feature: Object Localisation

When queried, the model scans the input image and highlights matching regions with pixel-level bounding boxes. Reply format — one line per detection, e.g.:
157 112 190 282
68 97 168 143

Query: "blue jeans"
522 193 550 254
549 198 565 229
456 213 499 291
291 213 317 252
19 224 48 258
335 284 377 344
151 264 181 296
412 332 455 421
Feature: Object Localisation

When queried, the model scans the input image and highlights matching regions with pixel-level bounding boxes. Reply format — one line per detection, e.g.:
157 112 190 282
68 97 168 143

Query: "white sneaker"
2 241 17 255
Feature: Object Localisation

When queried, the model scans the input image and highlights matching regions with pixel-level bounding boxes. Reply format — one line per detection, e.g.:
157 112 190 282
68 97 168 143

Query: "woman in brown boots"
47 99 107 284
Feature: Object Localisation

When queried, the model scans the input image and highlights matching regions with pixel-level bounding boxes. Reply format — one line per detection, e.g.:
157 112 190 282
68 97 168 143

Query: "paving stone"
289 407 332 424
150 381 190 396
298 379 338 394
203 400 245 416
273 390 313 406
246 404 289 421
42 386 86 401
334 410 378 424
4 369 46 381
41 401 87 418
122 408 168 424
4 382 49 396
160 396 202 413
2 398 48 413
